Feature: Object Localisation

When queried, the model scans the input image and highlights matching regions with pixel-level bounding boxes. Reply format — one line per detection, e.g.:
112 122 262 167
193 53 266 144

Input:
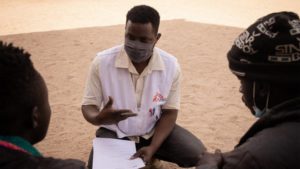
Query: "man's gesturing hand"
98 96 137 125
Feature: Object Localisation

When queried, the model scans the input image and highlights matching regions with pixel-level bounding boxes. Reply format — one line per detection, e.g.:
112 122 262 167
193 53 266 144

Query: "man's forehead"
126 21 154 32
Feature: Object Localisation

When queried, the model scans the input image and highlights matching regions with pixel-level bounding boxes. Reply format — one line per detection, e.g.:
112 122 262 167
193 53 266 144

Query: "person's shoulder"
155 47 175 58
0 146 39 168
38 157 86 169
0 147 86 169
225 122 300 169
243 122 300 152
91 45 122 66
155 47 178 64
96 45 123 58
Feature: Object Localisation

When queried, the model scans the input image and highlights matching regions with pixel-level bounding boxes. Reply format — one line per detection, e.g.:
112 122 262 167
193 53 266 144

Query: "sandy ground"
1 1 300 169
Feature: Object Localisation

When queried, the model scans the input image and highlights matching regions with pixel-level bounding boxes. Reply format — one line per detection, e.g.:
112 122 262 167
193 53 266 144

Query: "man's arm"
81 56 103 125
196 150 223 169
149 109 178 151
131 109 178 163
81 105 102 126
196 149 261 169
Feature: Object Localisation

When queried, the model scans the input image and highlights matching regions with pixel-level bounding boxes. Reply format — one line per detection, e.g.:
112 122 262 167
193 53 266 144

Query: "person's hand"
97 96 137 125
196 149 222 169
130 146 156 164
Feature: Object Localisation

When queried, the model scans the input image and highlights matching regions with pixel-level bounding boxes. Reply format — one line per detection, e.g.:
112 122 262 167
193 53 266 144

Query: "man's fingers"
115 110 137 117
143 156 151 164
121 112 137 117
130 151 141 160
119 111 137 120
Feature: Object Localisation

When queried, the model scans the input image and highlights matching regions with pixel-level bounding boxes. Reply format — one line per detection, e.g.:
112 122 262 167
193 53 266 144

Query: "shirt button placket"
136 77 143 133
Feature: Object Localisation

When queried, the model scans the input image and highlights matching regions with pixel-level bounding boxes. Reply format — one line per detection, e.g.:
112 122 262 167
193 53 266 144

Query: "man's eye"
129 36 135 40
141 39 153 44
140 39 148 43
126 34 135 40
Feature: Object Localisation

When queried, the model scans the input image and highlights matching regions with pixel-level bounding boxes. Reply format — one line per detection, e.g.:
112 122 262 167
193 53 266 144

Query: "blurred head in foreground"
0 41 51 144
227 11 300 117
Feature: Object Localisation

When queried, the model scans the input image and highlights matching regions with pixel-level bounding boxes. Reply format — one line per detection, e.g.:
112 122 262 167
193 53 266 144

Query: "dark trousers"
87 124 206 168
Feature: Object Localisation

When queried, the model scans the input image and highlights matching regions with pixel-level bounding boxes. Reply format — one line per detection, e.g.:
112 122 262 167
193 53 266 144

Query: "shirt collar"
0 136 42 157
115 45 165 73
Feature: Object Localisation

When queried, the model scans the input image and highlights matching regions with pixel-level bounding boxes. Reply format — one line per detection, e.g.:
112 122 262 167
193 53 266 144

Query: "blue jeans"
87 124 206 168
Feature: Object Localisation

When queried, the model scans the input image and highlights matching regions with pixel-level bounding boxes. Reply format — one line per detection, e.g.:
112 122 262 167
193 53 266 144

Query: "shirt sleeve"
81 56 103 109
162 61 181 110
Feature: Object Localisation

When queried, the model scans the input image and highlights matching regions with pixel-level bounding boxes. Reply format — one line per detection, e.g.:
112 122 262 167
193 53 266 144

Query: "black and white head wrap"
228 11 300 83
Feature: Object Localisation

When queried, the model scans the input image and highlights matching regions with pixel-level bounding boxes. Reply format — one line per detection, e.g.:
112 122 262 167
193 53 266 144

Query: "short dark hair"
0 41 39 134
126 5 160 34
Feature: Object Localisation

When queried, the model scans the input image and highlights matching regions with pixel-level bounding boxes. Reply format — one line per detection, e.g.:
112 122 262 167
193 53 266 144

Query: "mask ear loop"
252 81 271 116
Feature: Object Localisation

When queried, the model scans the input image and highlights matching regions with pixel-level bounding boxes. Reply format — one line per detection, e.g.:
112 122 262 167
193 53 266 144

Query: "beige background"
1 0 300 35
1 1 299 168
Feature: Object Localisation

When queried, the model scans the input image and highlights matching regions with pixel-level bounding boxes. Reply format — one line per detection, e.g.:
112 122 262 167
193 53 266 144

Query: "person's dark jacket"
198 97 300 169
0 146 86 169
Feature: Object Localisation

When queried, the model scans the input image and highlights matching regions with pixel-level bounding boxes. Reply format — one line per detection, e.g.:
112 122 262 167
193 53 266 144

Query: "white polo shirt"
82 45 181 139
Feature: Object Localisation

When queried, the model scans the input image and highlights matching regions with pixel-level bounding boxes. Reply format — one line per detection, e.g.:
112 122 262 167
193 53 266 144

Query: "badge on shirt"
149 92 166 119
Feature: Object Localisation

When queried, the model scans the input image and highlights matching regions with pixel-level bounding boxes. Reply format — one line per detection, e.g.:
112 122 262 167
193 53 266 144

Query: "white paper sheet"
92 138 145 169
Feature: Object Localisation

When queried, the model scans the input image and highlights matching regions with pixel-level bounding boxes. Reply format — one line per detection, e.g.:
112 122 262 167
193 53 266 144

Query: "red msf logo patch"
152 92 164 102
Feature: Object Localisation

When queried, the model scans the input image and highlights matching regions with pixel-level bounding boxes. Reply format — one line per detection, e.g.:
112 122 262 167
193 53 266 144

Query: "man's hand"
81 97 137 126
130 146 156 164
97 96 137 125
196 150 222 169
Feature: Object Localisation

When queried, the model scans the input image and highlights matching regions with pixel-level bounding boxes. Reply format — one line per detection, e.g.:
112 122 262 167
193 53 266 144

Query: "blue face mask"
252 81 270 118
124 39 154 63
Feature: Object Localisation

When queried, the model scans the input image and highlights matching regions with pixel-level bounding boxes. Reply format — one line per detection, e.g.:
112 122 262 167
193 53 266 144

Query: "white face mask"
252 81 270 118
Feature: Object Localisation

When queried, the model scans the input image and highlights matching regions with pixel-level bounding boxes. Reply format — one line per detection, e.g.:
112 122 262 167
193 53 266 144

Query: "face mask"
252 105 270 118
252 81 270 118
124 39 154 63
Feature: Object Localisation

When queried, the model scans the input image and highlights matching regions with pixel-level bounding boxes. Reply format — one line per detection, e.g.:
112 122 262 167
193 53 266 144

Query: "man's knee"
177 145 204 167
96 127 118 138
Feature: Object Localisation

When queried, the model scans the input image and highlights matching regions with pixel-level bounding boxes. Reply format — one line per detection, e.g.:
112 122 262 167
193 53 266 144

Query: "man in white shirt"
82 5 205 168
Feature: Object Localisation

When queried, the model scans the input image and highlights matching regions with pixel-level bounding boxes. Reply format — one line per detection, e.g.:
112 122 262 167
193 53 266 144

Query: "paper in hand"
92 138 145 169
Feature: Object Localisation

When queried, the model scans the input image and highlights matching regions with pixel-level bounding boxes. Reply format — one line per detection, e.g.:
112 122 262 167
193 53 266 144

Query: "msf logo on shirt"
268 41 300 62
149 92 166 120
153 92 164 102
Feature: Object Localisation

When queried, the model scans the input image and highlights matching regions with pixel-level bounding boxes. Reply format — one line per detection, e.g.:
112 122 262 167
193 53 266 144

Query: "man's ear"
31 106 39 129
157 33 161 40
154 33 161 45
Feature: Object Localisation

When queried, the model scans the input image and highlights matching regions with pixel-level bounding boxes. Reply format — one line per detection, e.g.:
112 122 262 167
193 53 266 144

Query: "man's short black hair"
0 41 39 134
126 5 160 34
